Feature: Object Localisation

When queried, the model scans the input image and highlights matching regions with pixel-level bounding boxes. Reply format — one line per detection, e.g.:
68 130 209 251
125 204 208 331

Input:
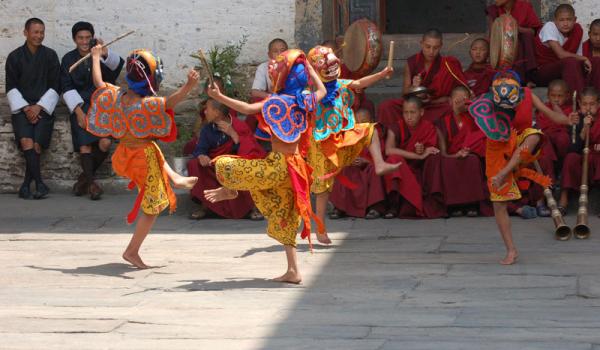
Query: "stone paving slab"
2 194 600 349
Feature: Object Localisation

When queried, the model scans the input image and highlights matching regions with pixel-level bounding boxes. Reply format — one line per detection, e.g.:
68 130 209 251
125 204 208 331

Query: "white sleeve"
6 88 29 114
101 49 121 71
538 22 563 46
36 88 60 115
251 62 268 91
63 89 84 113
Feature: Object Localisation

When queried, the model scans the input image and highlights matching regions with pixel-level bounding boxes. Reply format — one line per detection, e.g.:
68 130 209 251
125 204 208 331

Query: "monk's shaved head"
554 4 575 18
581 87 599 101
591 19 600 31
548 79 569 93
422 28 443 41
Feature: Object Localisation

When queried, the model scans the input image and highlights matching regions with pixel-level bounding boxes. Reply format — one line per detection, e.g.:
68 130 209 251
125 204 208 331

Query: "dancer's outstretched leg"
493 202 518 265
368 131 401 175
273 245 302 284
163 161 198 189
315 192 332 245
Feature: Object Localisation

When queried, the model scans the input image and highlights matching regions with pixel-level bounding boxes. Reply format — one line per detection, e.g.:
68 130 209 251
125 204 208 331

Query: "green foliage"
191 35 248 99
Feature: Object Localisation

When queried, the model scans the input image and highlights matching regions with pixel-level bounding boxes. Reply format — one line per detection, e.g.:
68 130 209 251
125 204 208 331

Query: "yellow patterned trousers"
215 152 301 246
307 123 374 194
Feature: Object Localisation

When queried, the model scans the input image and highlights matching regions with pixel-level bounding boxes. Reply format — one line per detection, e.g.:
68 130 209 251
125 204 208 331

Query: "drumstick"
197 49 215 88
386 41 394 80
444 60 475 97
445 33 471 53
68 30 135 73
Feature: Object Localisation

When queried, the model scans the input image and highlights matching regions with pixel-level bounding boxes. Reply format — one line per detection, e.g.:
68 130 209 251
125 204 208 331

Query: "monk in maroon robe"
559 88 600 213
583 19 600 92
464 39 496 97
329 109 386 219
532 5 589 94
188 99 266 219
384 97 446 219
438 87 488 217
378 29 469 128
486 0 541 81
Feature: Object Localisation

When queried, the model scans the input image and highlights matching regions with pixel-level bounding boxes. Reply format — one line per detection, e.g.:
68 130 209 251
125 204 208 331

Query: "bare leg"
493 201 519 265
315 192 332 245
122 213 157 269
369 131 402 175
491 134 540 189
204 186 239 203
163 162 198 189
273 245 302 284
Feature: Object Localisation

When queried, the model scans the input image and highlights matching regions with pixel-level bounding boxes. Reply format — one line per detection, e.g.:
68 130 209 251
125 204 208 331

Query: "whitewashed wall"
573 0 599 35
0 0 296 91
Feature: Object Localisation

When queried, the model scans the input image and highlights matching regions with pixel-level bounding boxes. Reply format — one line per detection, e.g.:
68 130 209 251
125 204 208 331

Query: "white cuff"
7 88 29 114
101 49 121 71
36 88 60 115
63 89 84 113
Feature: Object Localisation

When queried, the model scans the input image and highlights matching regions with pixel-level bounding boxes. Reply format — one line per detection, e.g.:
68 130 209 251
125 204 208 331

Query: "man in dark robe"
5 18 60 199
60 21 124 200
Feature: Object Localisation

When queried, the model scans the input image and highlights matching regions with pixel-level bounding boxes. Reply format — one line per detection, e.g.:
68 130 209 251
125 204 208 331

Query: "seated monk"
559 87 600 215
532 4 590 94
486 0 542 82
378 29 469 128
583 19 600 92
328 108 386 219
531 79 573 216
464 38 496 97
188 98 266 220
438 86 488 217
383 97 446 219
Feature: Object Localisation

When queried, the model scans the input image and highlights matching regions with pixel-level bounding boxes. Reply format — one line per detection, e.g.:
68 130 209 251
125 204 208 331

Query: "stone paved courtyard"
2 193 600 349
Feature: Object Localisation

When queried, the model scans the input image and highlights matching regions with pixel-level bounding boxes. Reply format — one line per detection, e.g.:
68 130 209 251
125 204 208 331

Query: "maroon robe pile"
583 40 600 92
464 64 496 97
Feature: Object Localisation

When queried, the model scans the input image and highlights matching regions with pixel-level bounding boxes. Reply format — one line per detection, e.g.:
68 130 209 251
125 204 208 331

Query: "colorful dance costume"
214 50 323 246
306 46 374 194
86 50 177 223
468 71 551 201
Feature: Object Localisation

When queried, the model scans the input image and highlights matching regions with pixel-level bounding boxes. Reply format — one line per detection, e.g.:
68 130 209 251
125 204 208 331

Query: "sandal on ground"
248 208 264 221
383 210 397 219
189 207 207 220
557 206 567 217
466 209 478 217
518 205 537 219
450 210 464 217
536 204 551 217
365 209 381 219
329 208 343 220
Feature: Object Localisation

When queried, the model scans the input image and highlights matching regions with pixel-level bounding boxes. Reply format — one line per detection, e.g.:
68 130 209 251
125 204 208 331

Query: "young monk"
486 0 542 81
559 87 600 214
583 19 600 91
464 38 496 97
468 70 575 264
205 49 327 284
86 45 199 268
378 29 470 127
188 98 266 220
305 45 399 244
438 86 487 217
384 97 445 219
329 108 386 220
533 4 590 93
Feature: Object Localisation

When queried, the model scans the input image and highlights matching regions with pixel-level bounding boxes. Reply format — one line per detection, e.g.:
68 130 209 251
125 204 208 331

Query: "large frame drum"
490 14 519 70
342 19 382 78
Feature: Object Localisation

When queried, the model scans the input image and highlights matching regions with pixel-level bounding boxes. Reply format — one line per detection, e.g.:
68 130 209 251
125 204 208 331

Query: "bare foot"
204 187 238 203
375 161 402 176
317 232 332 245
172 175 198 190
273 270 302 284
500 250 518 265
123 251 150 269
